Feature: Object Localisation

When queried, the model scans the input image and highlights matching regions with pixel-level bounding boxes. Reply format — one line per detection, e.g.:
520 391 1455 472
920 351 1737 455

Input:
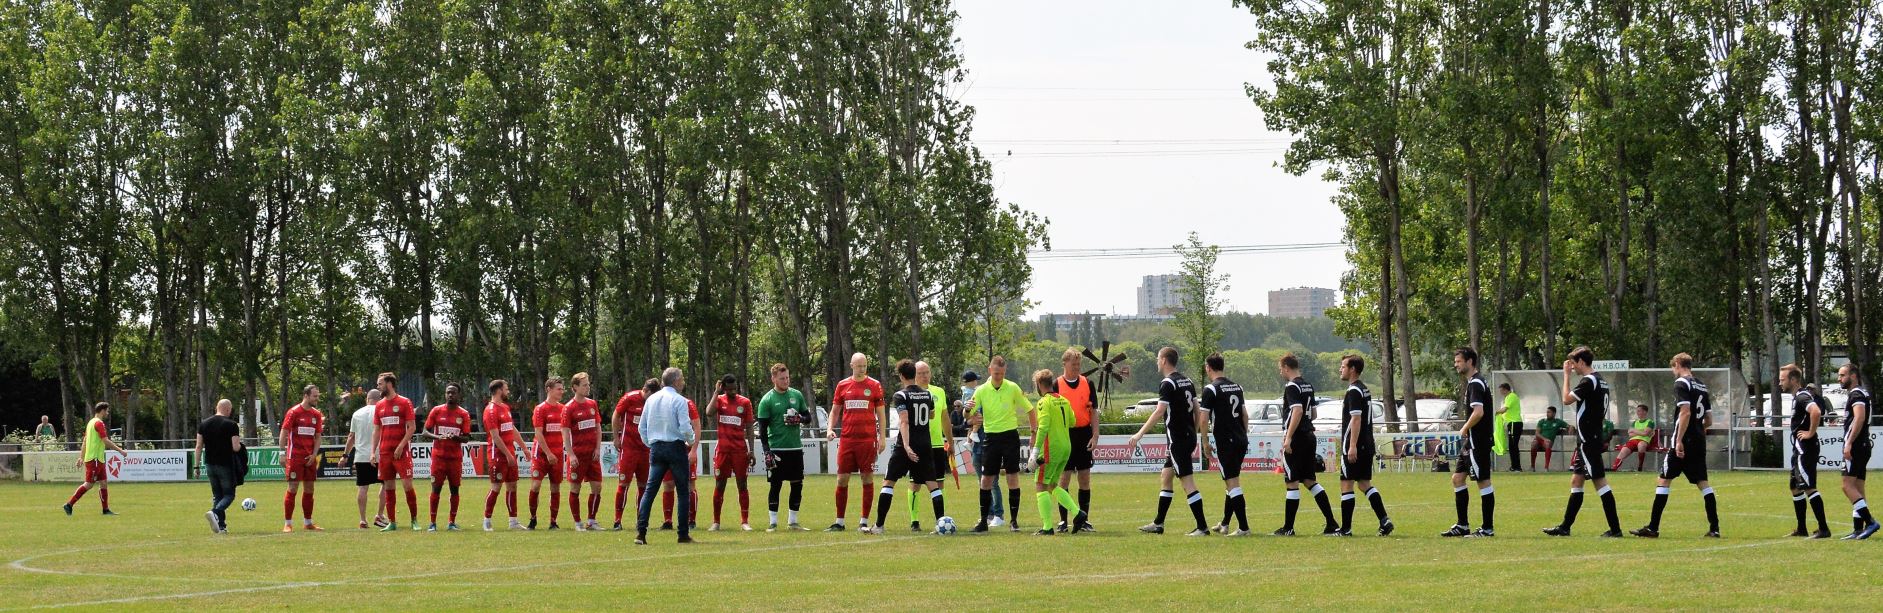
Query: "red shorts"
377 454 413 481
836 438 876 474
83 460 107 483
569 454 602 482
487 452 519 483
1618 439 1648 452
431 457 463 481
715 449 750 477
284 456 319 482
530 453 565 483
618 450 649 483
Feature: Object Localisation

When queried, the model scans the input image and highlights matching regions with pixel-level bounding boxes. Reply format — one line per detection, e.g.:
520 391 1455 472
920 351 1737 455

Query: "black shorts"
1791 438 1820 490
353 462 380 487
984 430 1022 474
1847 442 1872 480
926 447 951 482
1281 449 1317 483
1658 439 1708 484
1066 427 1094 471
886 443 936 483
1571 440 1607 480
1165 435 1197 477
1215 440 1247 480
1341 446 1374 482
768 449 805 483
1454 441 1493 481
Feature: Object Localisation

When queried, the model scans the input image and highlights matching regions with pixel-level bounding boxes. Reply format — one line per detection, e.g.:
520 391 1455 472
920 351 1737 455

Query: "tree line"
0 0 1046 440
1241 0 1882 421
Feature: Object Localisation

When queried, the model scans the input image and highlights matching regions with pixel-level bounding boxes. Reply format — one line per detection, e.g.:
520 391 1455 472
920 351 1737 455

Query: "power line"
1028 242 1345 261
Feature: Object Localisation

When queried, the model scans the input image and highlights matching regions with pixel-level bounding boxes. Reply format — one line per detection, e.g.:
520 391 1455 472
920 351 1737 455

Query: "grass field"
2 469 1877 611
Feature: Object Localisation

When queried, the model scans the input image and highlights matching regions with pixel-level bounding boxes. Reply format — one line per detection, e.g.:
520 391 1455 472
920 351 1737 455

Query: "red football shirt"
834 376 885 439
563 398 602 456
375 395 416 458
532 401 567 458
714 394 753 454
483 402 521 457
613 390 649 455
280 404 324 459
426 404 473 461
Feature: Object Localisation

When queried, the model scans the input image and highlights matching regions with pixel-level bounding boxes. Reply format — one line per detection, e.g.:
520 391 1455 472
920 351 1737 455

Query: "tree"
1172 232 1229 362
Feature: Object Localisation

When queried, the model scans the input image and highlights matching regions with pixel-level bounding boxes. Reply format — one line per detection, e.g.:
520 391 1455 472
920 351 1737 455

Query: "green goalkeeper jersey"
1034 394 1072 466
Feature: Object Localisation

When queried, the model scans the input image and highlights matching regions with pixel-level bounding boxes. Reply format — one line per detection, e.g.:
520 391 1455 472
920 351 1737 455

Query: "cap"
962 371 980 383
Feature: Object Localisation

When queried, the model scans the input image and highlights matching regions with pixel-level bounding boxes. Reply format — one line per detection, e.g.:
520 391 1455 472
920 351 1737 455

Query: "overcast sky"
951 0 1349 317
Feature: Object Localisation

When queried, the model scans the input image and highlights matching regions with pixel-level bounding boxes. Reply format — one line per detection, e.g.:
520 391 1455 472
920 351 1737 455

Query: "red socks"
529 490 540 520
284 491 296 520
836 485 849 521
301 489 315 520
860 481 874 521
485 490 499 519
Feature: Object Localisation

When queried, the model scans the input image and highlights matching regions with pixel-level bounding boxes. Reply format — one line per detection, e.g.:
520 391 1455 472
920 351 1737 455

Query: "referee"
968 356 1035 533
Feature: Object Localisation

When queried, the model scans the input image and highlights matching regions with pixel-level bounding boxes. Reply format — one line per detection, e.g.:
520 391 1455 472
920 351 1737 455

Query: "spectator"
345 389 386 529
635 367 698 545
1532 407 1568 471
35 415 56 439
1611 405 1656 471
194 400 243 533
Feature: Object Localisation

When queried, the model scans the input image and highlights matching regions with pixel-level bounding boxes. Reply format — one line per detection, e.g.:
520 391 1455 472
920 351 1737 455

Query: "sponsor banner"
1784 428 1883 470
22 450 187 482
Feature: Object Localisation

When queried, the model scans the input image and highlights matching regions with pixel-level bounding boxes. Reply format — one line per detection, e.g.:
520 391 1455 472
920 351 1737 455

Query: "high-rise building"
1138 274 1187 316
1267 286 1337 319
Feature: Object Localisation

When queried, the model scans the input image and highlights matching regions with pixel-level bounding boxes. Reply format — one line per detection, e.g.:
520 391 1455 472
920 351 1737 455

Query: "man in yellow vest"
64 402 128 516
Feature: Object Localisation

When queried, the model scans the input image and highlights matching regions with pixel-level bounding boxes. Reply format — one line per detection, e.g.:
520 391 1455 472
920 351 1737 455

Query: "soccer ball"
936 516 956 535
241 498 257 511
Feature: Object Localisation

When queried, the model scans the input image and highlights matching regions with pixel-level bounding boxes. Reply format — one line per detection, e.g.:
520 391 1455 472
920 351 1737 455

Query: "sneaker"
1440 524 1470 537
304 523 323 531
677 535 695 544
378 523 397 532
1211 523 1228 535
1184 528 1210 537
1859 522 1881 540
1598 529 1624 538
360 521 370 530
1378 519 1395 537
285 525 296 533
1810 529 1833 539
547 522 561 531
767 523 779 532
1468 528 1496 538
612 522 624 531
1630 527 1659 538
1057 521 1070 534
742 523 753 532
971 520 990 533
825 523 846 532
447 523 460 531
1320 524 1341 535
788 523 810 531
858 521 872 532
575 523 588 532
205 511 221 534
1033 529 1054 536
1076 521 1097 533
590 520 602 531
427 523 438 532
509 519 525 530
1138 523 1164 534
1787 528 1809 537
1330 529 1353 537
527 518 537 530
1270 527 1295 537
708 523 720 532
1542 525 1571 537
483 519 494 532
62 503 73 516
1010 523 1021 533
660 522 674 531
411 521 422 531
101 509 117 516
633 536 647 545
989 516 1005 528
373 516 389 528
868 526 886 535
1228 529 1252 537
910 521 922 532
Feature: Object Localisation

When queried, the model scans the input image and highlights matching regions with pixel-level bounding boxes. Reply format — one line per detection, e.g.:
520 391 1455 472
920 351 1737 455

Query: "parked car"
1123 398 1160 419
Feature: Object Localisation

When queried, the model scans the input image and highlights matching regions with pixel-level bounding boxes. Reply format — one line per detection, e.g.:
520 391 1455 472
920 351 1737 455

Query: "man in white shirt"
344 389 386 529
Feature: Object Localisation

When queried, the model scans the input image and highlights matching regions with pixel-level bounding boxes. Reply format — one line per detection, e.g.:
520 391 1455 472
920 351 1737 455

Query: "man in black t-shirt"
1336 354 1392 537
1780 364 1831 538
1633 352 1721 538
1127 347 1210 536
194 401 245 534
1543 346 1624 538
1200 353 1250 536
1442 347 1497 538
1274 353 1336 536
874 359 943 534
1836 363 1879 540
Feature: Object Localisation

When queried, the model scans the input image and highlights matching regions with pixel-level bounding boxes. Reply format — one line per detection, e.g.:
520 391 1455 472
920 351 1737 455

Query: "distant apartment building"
1267 286 1337 319
1137 274 1187 317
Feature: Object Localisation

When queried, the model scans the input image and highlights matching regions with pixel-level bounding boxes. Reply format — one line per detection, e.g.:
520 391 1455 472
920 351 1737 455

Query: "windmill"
1080 341 1129 415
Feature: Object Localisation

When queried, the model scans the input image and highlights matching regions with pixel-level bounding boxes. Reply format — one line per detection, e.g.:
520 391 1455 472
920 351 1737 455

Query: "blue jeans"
971 437 1004 518
638 441 691 538
208 463 240 523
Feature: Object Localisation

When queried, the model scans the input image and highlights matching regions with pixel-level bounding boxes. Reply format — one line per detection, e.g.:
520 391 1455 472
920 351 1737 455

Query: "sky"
950 0 1349 317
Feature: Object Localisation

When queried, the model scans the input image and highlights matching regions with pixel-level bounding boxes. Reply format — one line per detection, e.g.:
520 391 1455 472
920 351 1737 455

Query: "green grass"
2 469 1877 610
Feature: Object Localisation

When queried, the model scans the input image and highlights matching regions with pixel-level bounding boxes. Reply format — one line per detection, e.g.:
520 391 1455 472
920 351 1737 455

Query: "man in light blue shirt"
637 367 697 544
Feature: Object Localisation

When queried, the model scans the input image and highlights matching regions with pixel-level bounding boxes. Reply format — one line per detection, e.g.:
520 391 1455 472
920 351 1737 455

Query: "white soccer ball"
936 516 956 535
241 497 257 511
